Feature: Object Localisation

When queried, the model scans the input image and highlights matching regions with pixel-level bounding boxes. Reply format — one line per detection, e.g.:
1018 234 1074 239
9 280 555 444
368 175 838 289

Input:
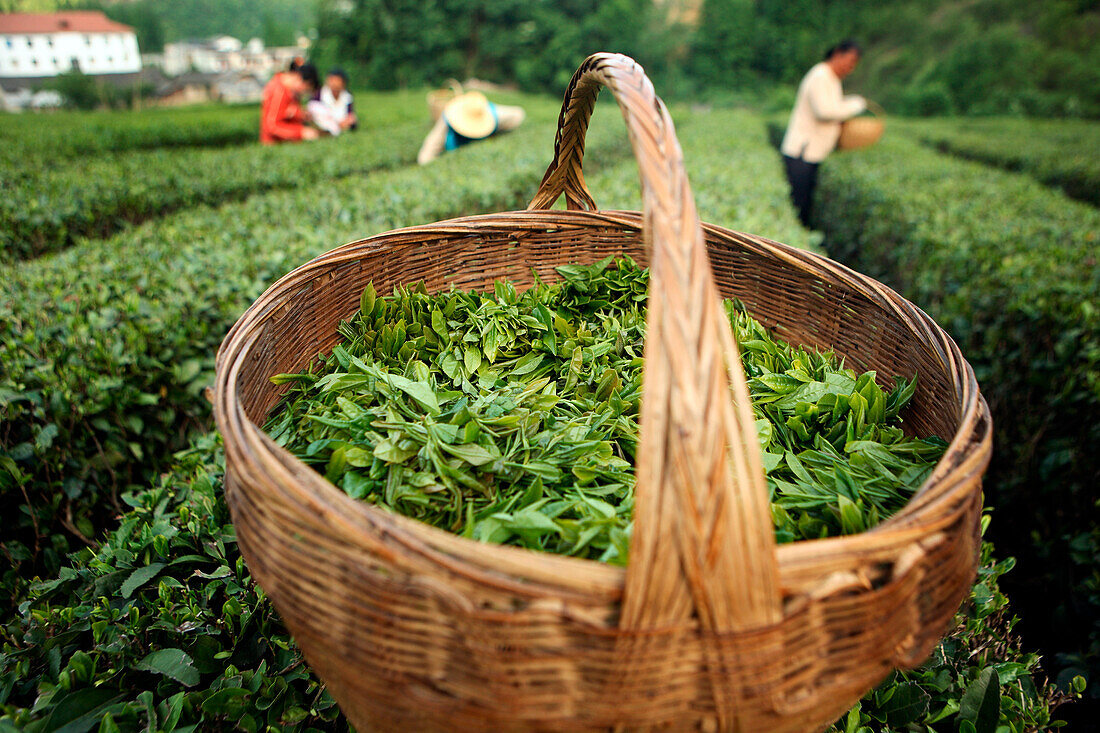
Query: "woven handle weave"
530 53 781 635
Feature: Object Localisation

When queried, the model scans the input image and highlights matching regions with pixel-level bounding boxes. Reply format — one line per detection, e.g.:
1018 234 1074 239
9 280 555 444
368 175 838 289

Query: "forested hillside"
311 0 1100 117
4 0 1096 116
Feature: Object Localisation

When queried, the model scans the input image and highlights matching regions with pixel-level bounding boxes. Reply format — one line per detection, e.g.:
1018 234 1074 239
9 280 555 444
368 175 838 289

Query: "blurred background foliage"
9 0 1098 117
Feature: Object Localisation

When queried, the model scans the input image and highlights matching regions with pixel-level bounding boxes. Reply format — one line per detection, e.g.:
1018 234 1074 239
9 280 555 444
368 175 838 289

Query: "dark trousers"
783 154 820 228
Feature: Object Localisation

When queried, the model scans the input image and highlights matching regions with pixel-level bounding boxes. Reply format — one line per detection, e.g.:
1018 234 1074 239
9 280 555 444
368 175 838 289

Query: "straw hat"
443 91 495 139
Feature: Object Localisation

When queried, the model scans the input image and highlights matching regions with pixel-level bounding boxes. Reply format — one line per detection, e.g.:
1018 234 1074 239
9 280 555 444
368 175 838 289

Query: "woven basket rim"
216 207 991 601
838 117 885 149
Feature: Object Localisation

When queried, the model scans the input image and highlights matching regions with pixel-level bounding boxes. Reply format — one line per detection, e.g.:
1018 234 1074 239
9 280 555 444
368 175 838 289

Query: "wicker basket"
837 101 885 151
215 54 991 732
427 79 464 121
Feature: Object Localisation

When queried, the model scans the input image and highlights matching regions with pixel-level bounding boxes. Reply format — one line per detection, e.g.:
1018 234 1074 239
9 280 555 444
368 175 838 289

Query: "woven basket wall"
837 102 885 151
215 54 991 732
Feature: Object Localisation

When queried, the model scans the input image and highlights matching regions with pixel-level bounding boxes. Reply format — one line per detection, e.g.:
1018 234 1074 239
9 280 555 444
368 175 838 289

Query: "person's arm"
308 100 341 136
418 116 448 164
494 104 525 132
263 83 307 141
341 99 358 129
806 73 865 122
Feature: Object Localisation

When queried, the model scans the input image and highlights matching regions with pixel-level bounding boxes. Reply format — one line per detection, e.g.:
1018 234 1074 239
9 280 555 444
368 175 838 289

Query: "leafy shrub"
0 105 260 163
0 109 633 617
588 108 816 251
0 436 348 732
815 133 1100 704
900 116 1100 207
0 435 1072 731
0 92 559 261
0 120 424 261
43 70 102 111
897 81 955 117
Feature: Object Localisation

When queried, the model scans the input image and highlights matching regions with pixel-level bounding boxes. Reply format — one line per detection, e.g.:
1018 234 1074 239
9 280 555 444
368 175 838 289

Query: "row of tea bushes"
902 117 1100 208
1 92 563 262
0 115 635 614
0 121 424 261
0 104 260 165
0 106 1074 730
586 108 818 253
814 134 1100 700
0 435 1071 732
0 90 433 165
0 437 347 732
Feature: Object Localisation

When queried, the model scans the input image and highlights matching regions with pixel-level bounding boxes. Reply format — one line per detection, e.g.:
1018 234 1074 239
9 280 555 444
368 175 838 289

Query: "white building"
162 36 302 79
0 11 141 80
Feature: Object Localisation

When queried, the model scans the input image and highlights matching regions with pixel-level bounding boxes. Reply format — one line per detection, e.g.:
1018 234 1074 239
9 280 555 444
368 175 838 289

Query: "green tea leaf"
959 667 1000 733
135 649 199 687
121 562 166 599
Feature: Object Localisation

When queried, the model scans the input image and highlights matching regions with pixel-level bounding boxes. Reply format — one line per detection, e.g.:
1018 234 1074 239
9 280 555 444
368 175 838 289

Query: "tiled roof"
0 11 134 35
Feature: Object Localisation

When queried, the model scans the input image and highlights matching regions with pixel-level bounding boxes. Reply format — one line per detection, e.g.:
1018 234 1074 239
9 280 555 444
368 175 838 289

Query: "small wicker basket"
215 54 990 732
837 101 886 151
427 79 464 121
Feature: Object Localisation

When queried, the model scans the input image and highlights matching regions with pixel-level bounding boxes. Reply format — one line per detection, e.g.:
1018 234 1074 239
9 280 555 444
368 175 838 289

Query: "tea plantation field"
0 95 1090 730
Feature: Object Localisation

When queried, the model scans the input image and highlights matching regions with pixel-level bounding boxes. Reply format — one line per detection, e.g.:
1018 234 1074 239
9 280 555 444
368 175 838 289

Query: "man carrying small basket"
781 39 867 227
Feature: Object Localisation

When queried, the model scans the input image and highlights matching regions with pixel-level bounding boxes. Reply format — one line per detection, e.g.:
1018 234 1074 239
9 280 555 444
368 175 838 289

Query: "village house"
160 36 302 79
0 11 141 85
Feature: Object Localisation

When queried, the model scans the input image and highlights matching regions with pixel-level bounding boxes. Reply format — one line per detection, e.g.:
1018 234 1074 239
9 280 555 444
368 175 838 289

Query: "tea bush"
0 90 430 164
0 437 348 732
900 117 1100 208
0 92 559 261
815 133 1100 702
0 436 1072 732
0 98 1077 729
587 108 817 252
0 105 260 163
0 122 422 261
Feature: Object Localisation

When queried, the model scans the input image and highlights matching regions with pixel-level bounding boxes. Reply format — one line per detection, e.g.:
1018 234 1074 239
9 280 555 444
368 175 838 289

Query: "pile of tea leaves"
266 257 946 564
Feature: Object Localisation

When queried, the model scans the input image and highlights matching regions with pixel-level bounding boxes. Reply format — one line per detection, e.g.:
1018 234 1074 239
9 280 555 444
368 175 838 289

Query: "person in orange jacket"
260 62 321 144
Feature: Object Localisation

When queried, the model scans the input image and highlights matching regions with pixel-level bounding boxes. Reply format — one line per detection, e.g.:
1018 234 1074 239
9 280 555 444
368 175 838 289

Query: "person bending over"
417 91 525 165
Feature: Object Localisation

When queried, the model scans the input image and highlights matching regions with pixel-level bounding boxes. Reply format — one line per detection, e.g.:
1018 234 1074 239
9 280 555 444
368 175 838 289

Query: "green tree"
313 0 656 92
45 69 100 110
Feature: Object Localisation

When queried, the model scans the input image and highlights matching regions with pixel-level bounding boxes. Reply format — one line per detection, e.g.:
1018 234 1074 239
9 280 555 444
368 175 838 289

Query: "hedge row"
1 122 420 263
0 111 634 616
0 90 430 164
814 133 1100 701
1 92 560 262
901 117 1100 208
0 104 259 164
0 435 1072 731
1 121 419 261
588 108 817 253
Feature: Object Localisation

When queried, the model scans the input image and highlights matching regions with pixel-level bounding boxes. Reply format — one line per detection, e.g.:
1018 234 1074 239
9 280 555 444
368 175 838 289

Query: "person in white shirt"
781 40 866 227
307 68 359 137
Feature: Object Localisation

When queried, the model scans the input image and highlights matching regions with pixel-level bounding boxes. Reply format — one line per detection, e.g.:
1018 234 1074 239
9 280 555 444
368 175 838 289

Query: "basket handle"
865 100 886 118
530 54 781 634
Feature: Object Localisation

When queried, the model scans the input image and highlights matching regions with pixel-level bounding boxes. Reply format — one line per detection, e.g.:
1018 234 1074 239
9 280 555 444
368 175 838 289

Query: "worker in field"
417 91 525 164
781 40 867 227
308 68 359 137
260 61 321 144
